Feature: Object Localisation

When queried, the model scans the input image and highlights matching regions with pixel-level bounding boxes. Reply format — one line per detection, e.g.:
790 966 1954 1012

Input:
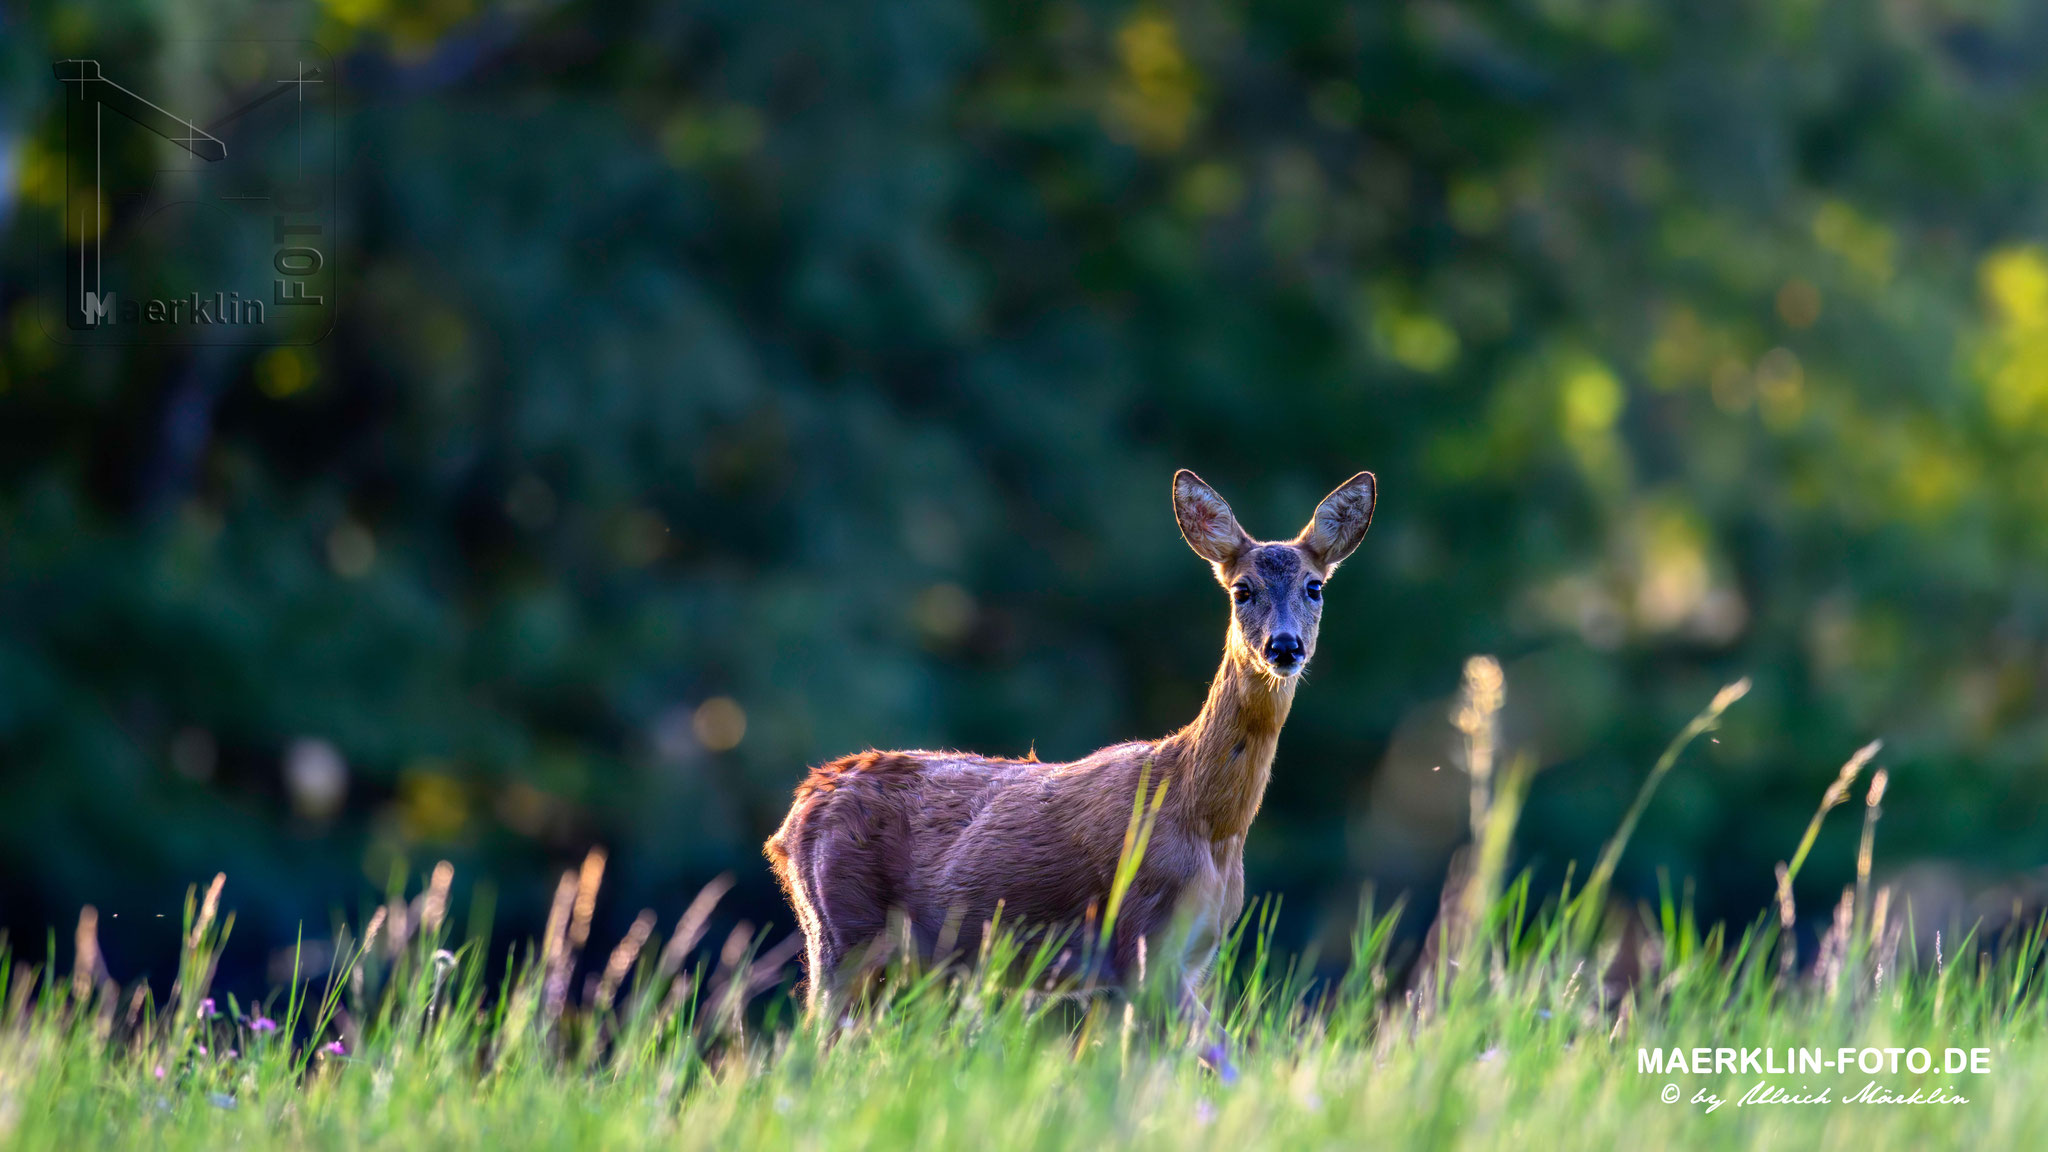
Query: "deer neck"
1169 641 1297 842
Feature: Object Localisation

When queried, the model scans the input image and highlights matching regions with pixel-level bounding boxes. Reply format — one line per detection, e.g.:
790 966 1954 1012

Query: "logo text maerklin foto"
47 47 334 347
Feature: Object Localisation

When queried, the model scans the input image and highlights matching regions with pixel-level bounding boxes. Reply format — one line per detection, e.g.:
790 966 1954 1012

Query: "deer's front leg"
1178 973 1239 1082
1152 852 1240 1081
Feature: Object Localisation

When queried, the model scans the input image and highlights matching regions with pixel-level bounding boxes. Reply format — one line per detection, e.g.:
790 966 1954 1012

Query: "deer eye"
1305 579 1323 602
1232 584 1254 604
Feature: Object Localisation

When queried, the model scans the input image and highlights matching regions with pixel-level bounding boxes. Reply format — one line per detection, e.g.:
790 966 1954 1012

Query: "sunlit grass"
3 676 2045 1150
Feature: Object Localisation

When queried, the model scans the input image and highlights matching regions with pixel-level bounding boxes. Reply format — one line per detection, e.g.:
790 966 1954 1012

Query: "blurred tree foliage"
4 0 2048 966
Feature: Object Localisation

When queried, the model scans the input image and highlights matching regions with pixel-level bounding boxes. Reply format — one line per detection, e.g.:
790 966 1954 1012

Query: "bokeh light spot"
693 697 747 753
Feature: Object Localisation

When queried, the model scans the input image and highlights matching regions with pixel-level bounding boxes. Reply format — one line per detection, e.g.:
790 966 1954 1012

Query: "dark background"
4 0 2048 988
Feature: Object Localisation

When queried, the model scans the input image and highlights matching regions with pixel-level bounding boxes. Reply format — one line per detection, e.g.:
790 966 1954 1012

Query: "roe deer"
765 469 1376 1036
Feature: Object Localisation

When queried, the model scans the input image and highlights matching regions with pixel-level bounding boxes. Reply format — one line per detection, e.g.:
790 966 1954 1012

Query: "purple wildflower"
321 1040 345 1057
198 997 217 1018
195 1045 207 1056
153 1066 165 1081
249 1016 277 1034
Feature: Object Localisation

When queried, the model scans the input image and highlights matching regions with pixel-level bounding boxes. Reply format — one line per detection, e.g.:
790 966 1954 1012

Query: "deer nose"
1264 634 1304 668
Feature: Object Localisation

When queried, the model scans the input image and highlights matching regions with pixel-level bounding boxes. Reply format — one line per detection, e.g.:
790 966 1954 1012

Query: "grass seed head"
1823 740 1882 811
189 873 226 950
570 849 607 951
71 906 99 1004
419 861 455 940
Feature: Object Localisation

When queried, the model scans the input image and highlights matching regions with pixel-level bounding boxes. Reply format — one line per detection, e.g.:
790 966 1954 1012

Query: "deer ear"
1173 470 1252 567
1297 471 1377 570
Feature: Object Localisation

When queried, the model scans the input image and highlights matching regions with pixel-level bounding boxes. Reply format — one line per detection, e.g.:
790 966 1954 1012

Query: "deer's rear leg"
790 817 897 1018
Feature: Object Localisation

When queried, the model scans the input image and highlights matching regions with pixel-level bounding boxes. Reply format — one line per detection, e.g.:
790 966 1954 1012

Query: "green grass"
3 677 2045 1150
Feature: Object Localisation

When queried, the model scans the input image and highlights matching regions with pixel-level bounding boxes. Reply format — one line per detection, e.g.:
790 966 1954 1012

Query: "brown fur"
765 470 1376 1015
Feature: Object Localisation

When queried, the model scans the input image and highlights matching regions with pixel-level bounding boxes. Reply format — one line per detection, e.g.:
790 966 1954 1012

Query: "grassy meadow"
2 670 2044 1151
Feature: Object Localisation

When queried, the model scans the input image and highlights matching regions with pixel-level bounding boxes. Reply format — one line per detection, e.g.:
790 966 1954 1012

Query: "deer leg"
779 821 852 1020
1179 975 1238 1083
805 935 842 1018
800 826 896 1022
1127 908 1238 1083
783 869 828 1015
803 859 852 1020
1145 908 1236 1080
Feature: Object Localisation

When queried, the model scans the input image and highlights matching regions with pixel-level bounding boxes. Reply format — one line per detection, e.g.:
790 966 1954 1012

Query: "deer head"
1173 469 1377 681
